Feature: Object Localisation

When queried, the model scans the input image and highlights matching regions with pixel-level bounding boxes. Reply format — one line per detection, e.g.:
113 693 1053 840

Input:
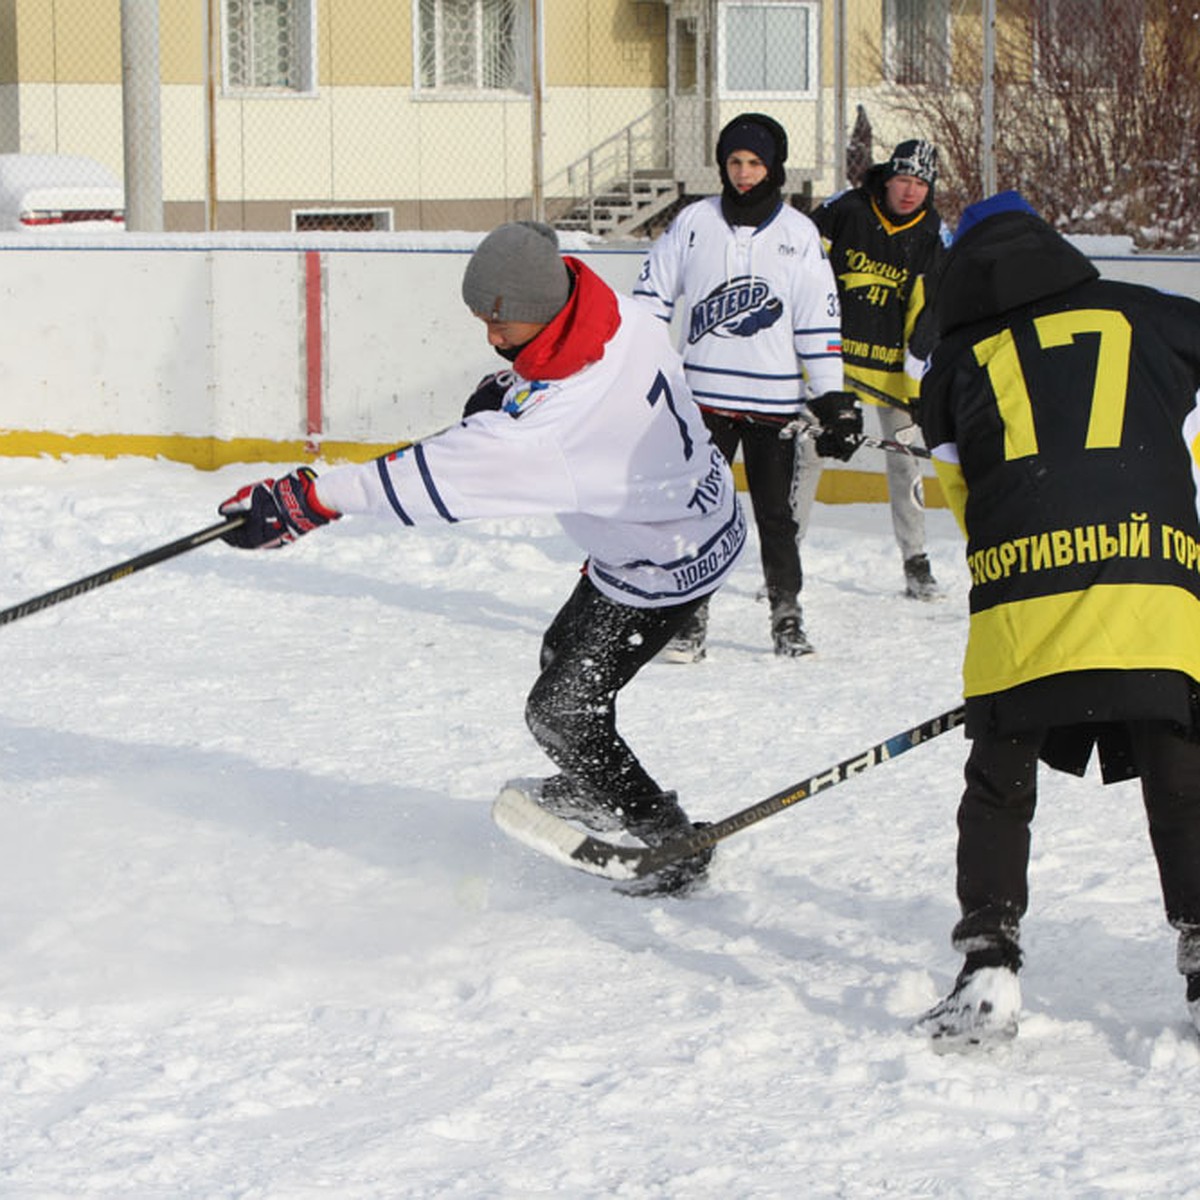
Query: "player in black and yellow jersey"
797 139 950 599
915 191 1200 1045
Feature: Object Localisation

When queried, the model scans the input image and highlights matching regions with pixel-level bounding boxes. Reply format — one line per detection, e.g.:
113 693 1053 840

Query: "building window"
417 0 531 94
719 3 819 99
1033 0 1143 88
225 0 316 93
883 0 950 86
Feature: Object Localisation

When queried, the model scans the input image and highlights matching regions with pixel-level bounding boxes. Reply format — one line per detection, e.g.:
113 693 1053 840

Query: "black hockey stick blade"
0 516 246 628
492 705 966 881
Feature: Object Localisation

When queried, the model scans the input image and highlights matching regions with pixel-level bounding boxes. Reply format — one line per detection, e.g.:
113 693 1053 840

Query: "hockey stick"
845 374 919 413
0 516 246 627
781 416 932 460
492 704 966 882
825 427 930 460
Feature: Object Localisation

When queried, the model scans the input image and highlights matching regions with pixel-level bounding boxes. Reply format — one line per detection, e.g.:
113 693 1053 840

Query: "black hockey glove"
462 370 515 417
218 466 341 550
808 391 864 462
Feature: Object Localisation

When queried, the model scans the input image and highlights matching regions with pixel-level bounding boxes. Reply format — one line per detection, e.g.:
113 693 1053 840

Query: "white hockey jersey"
315 276 746 609
633 197 844 416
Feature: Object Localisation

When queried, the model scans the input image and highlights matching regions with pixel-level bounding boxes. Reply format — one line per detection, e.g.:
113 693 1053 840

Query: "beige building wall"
545 0 666 87
0 1 865 229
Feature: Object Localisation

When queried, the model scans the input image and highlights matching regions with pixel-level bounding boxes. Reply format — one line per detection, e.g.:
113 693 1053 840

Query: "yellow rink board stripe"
0 430 946 508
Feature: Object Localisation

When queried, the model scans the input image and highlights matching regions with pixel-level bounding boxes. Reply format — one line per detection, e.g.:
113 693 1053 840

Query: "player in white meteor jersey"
217 221 745 894
635 112 858 660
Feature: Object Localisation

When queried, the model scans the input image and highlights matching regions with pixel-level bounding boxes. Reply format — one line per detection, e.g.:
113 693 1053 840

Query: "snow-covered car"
0 154 124 231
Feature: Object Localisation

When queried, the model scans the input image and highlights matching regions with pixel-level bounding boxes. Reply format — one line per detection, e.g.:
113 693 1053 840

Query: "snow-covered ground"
1 454 1197 1198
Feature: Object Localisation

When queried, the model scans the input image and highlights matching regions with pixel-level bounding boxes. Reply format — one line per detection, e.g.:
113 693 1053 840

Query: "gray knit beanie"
461 221 570 323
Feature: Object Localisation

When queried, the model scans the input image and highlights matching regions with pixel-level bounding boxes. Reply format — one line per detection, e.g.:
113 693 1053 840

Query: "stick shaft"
643 705 965 869
0 517 245 627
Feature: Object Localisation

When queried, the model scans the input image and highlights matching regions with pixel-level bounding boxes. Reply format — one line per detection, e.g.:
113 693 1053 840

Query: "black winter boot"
619 791 713 897
915 944 1023 1046
904 553 939 600
769 593 814 657
659 602 709 664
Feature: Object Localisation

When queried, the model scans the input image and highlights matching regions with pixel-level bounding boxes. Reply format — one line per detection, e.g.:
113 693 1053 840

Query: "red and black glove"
808 391 864 461
218 466 340 550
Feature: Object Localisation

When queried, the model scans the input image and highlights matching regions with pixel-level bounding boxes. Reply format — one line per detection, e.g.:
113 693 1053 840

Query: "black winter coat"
920 212 1200 778
811 172 946 405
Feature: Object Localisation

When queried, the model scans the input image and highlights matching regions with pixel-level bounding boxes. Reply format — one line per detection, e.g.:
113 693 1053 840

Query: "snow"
1065 233 1137 257
1 453 1198 1197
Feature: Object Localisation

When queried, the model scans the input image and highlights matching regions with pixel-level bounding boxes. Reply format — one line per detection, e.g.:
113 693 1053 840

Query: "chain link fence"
866 0 1199 248
0 1 1193 247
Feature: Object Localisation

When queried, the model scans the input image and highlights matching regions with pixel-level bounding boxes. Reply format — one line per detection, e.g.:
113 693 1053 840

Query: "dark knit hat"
461 221 570 324
883 139 938 187
715 113 789 190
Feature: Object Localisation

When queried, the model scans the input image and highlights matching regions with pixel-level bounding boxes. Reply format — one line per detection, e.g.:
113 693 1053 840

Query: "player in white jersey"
634 112 860 659
217 221 746 894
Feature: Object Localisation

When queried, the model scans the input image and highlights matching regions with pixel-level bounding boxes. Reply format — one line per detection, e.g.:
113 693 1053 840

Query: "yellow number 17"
972 309 1133 459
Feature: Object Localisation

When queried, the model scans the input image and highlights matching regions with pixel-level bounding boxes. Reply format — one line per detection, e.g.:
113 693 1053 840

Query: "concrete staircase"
551 169 680 238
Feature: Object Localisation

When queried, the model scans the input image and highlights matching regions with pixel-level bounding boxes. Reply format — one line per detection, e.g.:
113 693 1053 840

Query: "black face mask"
721 178 783 228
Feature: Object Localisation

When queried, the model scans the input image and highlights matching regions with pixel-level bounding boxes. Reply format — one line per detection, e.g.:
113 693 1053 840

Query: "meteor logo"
688 276 783 343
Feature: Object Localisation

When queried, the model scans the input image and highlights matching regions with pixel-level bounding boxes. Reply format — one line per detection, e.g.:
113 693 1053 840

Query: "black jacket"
920 212 1200 777
811 172 946 405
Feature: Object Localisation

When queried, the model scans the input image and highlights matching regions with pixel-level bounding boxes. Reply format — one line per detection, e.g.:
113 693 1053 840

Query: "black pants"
704 411 801 601
954 722 1200 957
525 574 706 815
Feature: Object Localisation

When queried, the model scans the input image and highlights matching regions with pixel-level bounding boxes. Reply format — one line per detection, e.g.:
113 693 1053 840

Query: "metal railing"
544 101 675 234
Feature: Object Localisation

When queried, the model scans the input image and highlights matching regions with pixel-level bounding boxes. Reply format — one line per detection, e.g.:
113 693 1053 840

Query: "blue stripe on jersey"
593 504 747 602
632 288 674 314
692 388 800 408
684 361 805 383
376 457 414 525
795 325 842 337
414 444 458 523
623 504 745 570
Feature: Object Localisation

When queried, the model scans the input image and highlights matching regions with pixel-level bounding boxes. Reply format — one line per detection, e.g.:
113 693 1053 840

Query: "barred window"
225 0 315 93
719 3 819 98
884 0 950 87
417 0 531 93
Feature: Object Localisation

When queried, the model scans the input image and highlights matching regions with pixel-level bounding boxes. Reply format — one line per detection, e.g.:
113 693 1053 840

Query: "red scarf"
513 257 620 381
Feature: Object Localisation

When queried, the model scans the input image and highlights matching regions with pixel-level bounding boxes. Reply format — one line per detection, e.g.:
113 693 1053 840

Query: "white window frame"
223 0 318 96
413 0 533 98
883 0 951 87
718 2 820 101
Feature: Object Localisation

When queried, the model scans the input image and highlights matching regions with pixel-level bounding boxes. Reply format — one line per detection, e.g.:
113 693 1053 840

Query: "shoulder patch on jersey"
503 379 551 417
